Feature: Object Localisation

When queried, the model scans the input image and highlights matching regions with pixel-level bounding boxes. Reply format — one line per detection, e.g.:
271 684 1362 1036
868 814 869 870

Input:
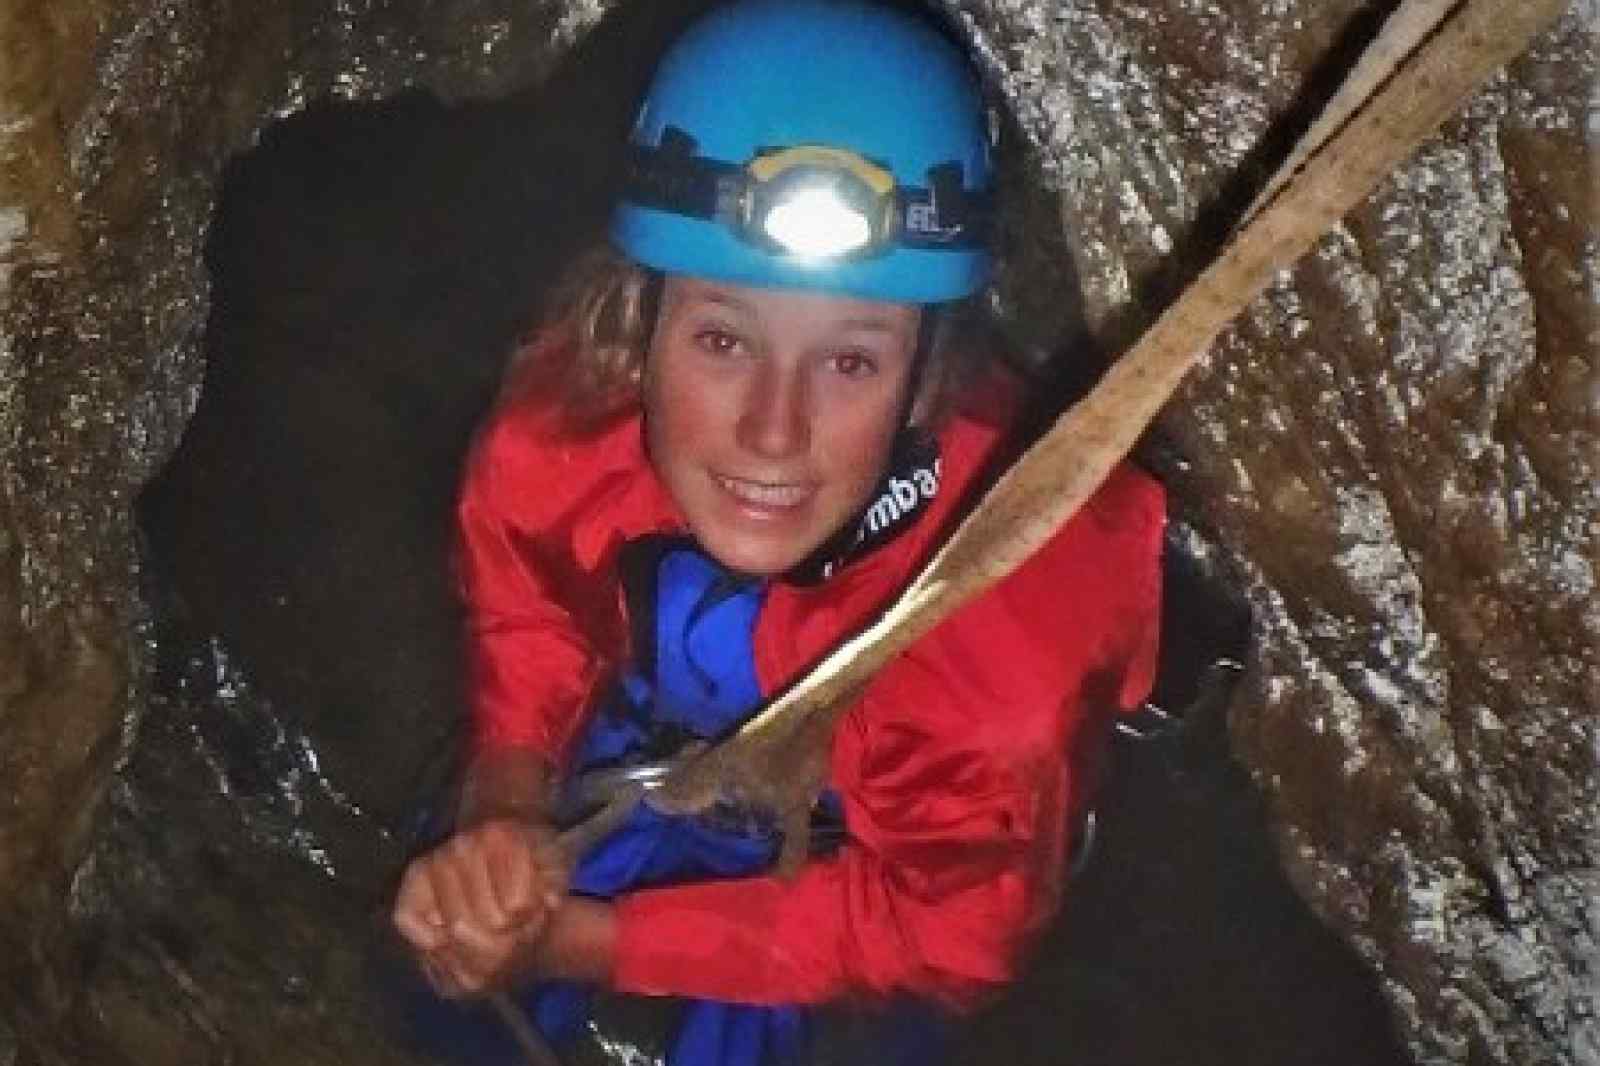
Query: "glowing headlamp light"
741 147 896 260
622 127 989 264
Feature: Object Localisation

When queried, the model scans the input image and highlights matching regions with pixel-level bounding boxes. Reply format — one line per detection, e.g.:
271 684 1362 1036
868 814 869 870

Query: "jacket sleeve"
456 410 611 766
609 464 1166 1010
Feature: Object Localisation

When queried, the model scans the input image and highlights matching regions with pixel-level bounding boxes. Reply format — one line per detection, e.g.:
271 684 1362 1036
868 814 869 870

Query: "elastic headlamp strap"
639 269 665 345
899 304 941 430
624 131 990 254
637 269 666 448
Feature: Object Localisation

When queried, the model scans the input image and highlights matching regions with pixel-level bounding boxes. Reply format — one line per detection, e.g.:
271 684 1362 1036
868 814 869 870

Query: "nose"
736 360 810 460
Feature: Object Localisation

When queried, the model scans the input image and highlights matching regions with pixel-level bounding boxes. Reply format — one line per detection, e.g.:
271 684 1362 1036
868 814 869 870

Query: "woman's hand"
393 815 569 996
394 747 566 995
392 748 618 994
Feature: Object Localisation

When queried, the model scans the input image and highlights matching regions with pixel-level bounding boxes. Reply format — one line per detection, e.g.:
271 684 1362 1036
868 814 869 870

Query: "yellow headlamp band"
746 146 895 196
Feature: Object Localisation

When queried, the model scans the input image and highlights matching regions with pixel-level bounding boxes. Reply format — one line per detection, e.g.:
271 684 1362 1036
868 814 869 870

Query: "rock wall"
0 2 590 1059
955 0 1597 1061
0 0 1593 1064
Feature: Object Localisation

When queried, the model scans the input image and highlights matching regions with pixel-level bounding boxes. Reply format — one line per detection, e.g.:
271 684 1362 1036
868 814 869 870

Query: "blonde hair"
504 243 990 432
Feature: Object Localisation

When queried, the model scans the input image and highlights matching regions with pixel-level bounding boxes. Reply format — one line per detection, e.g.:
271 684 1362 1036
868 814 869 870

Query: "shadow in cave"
954 550 1408 1066
132 0 1409 1063
139 0 726 831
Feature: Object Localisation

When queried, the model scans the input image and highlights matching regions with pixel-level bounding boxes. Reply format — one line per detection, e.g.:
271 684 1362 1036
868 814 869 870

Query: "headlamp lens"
744 147 895 261
761 183 873 258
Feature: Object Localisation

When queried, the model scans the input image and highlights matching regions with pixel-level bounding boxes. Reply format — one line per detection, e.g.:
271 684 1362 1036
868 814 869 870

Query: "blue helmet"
611 0 994 304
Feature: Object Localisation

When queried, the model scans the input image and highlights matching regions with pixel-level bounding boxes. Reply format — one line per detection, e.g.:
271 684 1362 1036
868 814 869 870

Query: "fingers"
486 830 537 924
420 956 464 999
392 818 569 996
399 853 523 996
443 831 511 931
393 862 448 950
472 819 566 930
520 821 570 913
394 863 478 996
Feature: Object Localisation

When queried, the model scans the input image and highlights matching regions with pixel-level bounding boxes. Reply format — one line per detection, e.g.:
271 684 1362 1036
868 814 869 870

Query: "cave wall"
0 0 1594 1064
951 3 1597 1061
0 1 597 1059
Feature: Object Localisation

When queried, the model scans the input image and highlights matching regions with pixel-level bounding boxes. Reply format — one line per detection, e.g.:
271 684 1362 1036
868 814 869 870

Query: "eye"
827 349 879 378
693 328 745 357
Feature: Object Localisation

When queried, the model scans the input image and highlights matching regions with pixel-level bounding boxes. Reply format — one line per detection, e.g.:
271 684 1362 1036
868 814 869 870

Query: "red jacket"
456 368 1164 1011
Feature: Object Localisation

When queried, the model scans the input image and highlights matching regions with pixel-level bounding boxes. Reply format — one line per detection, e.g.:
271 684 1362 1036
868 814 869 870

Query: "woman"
393 1 1164 1062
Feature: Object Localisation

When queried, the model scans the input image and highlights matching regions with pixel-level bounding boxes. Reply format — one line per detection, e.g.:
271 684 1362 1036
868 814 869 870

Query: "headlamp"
741 147 896 260
624 127 989 264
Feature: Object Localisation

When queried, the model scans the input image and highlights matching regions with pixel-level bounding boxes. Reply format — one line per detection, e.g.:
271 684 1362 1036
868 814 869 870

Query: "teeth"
718 475 810 507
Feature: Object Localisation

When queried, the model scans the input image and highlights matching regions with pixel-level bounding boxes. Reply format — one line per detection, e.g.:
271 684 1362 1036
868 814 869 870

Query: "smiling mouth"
714 473 816 510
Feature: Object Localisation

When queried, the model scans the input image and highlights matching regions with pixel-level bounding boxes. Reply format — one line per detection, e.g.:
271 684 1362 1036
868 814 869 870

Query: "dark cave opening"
128 2 1411 1063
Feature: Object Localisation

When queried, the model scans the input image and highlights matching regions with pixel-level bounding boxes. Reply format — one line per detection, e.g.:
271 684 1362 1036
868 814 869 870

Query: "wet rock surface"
0 1 1593 1064
955 2 1597 1061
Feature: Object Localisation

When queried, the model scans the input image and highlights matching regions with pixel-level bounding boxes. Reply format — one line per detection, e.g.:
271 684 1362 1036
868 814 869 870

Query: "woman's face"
644 275 921 576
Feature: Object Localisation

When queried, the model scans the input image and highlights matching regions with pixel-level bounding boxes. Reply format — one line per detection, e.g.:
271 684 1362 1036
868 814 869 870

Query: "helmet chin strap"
640 269 665 353
899 303 941 432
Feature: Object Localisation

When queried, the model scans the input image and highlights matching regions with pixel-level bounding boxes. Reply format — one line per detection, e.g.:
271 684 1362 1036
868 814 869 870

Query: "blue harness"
396 531 948 1064
532 539 807 1064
